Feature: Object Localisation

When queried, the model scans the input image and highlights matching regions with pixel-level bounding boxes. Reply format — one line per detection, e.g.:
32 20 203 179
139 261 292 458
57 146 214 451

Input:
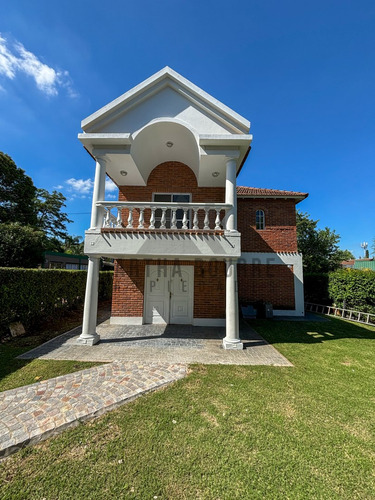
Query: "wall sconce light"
120 170 128 176
212 172 220 177
166 141 173 148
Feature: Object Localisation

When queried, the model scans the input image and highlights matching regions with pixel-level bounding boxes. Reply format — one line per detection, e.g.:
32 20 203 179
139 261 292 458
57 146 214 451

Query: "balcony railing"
97 201 232 232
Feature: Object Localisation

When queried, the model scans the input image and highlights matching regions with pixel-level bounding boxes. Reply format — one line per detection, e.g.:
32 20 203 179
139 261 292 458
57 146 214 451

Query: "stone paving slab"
0 362 187 459
18 322 292 367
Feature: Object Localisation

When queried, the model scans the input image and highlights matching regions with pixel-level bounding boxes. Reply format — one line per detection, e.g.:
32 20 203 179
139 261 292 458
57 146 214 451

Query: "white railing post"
171 209 177 229
215 209 221 230
182 209 188 229
116 207 122 228
127 208 133 228
193 209 199 230
150 208 155 229
160 208 167 229
138 208 144 229
203 209 209 230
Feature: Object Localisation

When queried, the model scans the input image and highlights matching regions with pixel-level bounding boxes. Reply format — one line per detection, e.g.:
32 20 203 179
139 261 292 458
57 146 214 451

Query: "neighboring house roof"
341 259 355 268
237 186 308 202
354 259 375 271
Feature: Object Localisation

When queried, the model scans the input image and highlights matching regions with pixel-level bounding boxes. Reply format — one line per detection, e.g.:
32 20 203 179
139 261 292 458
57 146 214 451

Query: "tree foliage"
329 268 375 314
0 152 74 267
296 211 354 274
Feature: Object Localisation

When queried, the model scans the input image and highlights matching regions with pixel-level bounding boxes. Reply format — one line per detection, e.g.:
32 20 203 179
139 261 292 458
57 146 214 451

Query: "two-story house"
77 67 307 349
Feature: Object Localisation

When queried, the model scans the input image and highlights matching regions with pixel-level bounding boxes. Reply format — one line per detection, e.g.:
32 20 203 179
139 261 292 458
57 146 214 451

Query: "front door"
144 265 193 324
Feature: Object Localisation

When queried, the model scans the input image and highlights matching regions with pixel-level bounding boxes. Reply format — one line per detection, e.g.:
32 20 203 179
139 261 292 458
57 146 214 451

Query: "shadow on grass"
249 315 375 345
0 345 34 384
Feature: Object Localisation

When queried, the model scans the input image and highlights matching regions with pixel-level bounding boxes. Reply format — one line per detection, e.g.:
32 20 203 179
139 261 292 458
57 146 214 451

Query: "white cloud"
0 34 75 97
105 178 118 192
66 178 94 196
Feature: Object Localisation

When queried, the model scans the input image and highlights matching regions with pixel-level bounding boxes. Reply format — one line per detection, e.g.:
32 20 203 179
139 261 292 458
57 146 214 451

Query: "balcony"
84 201 241 259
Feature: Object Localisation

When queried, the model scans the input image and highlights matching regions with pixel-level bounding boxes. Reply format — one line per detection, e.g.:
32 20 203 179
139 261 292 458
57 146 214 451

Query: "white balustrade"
98 201 232 232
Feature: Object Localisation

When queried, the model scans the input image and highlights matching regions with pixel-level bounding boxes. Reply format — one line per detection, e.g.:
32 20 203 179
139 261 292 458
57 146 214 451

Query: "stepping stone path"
0 361 187 459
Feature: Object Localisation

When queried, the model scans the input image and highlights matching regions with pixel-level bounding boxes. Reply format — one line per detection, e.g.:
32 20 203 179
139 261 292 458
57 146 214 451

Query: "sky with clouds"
0 0 374 256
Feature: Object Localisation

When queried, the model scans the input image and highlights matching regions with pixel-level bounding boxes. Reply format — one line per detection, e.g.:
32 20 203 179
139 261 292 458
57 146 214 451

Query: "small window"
256 209 265 230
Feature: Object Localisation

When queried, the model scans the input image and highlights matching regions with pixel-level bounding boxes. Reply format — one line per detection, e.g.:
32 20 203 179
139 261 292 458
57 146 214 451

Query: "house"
77 67 307 348
43 251 89 270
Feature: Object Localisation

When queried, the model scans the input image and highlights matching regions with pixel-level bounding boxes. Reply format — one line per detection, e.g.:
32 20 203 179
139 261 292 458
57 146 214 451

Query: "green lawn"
1 316 375 499
0 306 105 392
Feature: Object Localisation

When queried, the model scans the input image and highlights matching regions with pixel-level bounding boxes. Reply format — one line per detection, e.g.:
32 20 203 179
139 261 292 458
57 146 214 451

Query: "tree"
0 223 46 268
296 211 354 274
0 152 37 226
35 188 72 240
0 152 73 267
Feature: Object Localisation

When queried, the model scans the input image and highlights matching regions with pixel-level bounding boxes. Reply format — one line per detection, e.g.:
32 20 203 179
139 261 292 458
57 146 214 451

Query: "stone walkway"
0 321 292 459
0 362 186 458
18 321 292 366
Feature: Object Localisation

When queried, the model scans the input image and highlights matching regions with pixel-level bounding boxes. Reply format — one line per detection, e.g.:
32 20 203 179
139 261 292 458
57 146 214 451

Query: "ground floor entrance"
144 265 194 324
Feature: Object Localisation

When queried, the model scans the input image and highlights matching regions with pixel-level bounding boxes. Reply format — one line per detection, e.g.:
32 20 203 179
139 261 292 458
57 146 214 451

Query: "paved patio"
0 321 292 459
18 320 292 366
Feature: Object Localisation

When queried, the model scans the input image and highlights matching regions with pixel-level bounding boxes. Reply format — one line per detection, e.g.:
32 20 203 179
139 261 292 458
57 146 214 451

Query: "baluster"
215 209 221 230
160 208 167 229
171 209 177 229
104 208 111 227
182 209 188 229
193 209 199 230
149 208 155 229
116 207 122 228
138 208 144 229
127 207 133 228
204 209 210 230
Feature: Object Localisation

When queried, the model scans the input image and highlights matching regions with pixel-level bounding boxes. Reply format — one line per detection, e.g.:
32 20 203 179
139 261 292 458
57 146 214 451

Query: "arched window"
256 209 265 230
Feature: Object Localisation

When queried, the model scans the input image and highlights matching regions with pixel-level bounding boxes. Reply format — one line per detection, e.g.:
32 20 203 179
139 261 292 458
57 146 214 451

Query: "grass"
1 316 375 499
0 303 107 392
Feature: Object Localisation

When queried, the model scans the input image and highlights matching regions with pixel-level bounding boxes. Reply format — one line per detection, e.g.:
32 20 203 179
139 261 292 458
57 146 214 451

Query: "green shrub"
0 268 113 337
328 268 375 313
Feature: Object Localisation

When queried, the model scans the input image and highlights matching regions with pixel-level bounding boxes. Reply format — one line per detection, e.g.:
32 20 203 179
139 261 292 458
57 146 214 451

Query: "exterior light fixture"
212 171 220 177
166 141 173 148
120 170 128 176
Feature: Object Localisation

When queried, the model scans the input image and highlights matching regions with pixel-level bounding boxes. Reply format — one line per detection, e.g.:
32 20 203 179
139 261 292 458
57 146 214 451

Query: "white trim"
81 67 250 132
193 318 226 327
240 252 305 317
110 316 143 325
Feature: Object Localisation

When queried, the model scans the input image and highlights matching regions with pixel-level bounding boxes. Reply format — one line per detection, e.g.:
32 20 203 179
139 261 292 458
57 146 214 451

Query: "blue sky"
1 0 374 257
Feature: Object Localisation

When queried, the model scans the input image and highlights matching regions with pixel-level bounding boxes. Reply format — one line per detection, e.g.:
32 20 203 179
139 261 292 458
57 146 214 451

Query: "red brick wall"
118 162 225 228
238 264 295 309
112 259 226 319
238 198 298 253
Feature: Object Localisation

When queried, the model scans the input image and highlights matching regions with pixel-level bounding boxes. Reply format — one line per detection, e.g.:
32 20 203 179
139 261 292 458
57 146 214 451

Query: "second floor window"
256 209 265 230
153 193 191 229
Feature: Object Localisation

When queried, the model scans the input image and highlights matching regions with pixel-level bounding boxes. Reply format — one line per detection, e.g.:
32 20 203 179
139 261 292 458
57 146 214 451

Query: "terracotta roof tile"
236 186 308 199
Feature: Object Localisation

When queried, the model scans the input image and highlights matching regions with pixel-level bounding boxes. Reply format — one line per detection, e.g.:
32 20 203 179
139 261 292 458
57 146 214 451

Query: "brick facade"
111 162 300 320
238 198 298 253
112 259 226 319
238 264 295 309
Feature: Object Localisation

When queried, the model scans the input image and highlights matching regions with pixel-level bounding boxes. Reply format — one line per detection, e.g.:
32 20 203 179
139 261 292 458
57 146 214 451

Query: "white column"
77 257 101 345
223 259 243 349
90 156 107 230
225 157 237 232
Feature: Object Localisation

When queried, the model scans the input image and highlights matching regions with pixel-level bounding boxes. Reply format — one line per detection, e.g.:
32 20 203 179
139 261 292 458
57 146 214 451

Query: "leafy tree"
0 152 37 226
0 223 46 268
35 188 72 240
296 211 353 274
0 152 74 267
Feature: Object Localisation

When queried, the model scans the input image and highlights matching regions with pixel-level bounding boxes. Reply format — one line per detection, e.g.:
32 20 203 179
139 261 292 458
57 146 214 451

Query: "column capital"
94 154 108 165
225 156 238 166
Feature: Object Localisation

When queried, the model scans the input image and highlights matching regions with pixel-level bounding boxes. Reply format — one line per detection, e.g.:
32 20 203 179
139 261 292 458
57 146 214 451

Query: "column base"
222 338 244 350
76 333 100 346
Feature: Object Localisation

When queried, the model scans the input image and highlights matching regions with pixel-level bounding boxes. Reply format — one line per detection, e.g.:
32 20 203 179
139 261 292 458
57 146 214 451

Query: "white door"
144 265 193 324
144 266 170 324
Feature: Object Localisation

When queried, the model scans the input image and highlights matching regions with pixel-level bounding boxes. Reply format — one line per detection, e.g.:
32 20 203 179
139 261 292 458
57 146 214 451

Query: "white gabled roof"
81 66 250 134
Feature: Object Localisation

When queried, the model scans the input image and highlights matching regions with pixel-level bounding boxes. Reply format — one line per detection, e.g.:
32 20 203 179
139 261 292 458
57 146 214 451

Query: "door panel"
144 265 194 325
144 266 169 324
170 267 193 324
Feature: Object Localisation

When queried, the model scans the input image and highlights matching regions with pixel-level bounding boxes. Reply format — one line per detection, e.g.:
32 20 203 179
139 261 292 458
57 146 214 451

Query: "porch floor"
18 320 292 367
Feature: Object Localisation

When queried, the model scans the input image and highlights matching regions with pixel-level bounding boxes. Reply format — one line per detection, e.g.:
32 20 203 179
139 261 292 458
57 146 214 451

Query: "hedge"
328 268 375 314
0 268 113 336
